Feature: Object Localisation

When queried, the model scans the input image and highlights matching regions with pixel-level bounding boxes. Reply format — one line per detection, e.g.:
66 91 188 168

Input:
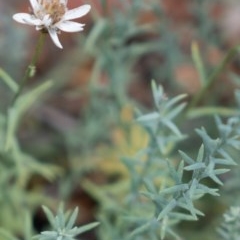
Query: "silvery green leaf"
161 119 182 136
208 173 223 185
226 138 240 149
0 68 18 93
15 81 53 117
130 221 151 237
68 226 77 235
196 144 204 162
42 206 56 229
73 222 99 236
166 103 187 120
159 184 188 196
57 206 65 229
170 212 197 221
66 207 79 230
215 116 232 138
157 199 177 221
164 94 187 111
184 162 205 171
189 178 197 193
39 235 57 240
40 231 58 238
160 216 168 240
179 150 195 165
166 160 181 183
55 216 61 229
151 80 163 107
211 157 237 166
143 178 157 193
137 112 159 123
182 193 202 218
213 168 230 175
218 149 237 165
5 107 17 151
85 19 108 53
140 191 157 201
177 161 184 181
197 184 219 196
56 236 63 240
196 128 219 155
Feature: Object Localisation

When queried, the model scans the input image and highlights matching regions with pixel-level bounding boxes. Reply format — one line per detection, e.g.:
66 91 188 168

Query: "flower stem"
11 32 46 105
186 45 240 112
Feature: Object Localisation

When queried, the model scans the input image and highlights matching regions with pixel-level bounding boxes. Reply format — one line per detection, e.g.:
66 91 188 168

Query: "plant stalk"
187 45 240 112
11 32 46 106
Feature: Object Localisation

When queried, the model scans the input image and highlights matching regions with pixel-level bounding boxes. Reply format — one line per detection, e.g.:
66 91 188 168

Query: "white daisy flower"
13 0 91 49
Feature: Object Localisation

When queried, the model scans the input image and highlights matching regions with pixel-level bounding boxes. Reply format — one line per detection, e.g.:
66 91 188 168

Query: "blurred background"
1 0 240 240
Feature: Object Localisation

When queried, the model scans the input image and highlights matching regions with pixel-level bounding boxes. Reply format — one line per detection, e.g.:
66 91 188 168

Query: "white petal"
56 21 85 32
29 0 41 13
63 4 91 21
60 0 67 5
13 13 42 25
48 28 63 49
42 15 52 27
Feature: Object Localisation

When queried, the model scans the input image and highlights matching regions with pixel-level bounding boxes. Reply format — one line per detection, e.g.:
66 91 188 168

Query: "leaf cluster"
88 74 240 240
217 206 240 240
38 205 99 240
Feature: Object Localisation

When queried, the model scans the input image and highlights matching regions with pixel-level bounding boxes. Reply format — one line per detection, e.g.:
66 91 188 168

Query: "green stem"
187 45 240 111
11 32 46 105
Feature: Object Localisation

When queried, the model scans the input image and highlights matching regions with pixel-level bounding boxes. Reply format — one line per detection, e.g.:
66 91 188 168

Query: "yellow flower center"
38 0 66 24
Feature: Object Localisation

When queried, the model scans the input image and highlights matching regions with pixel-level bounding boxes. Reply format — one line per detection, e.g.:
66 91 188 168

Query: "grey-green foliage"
101 83 240 240
217 206 240 240
38 205 99 240
135 83 240 238
85 0 163 104
137 81 187 155
0 205 99 240
96 81 189 240
0 69 61 234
